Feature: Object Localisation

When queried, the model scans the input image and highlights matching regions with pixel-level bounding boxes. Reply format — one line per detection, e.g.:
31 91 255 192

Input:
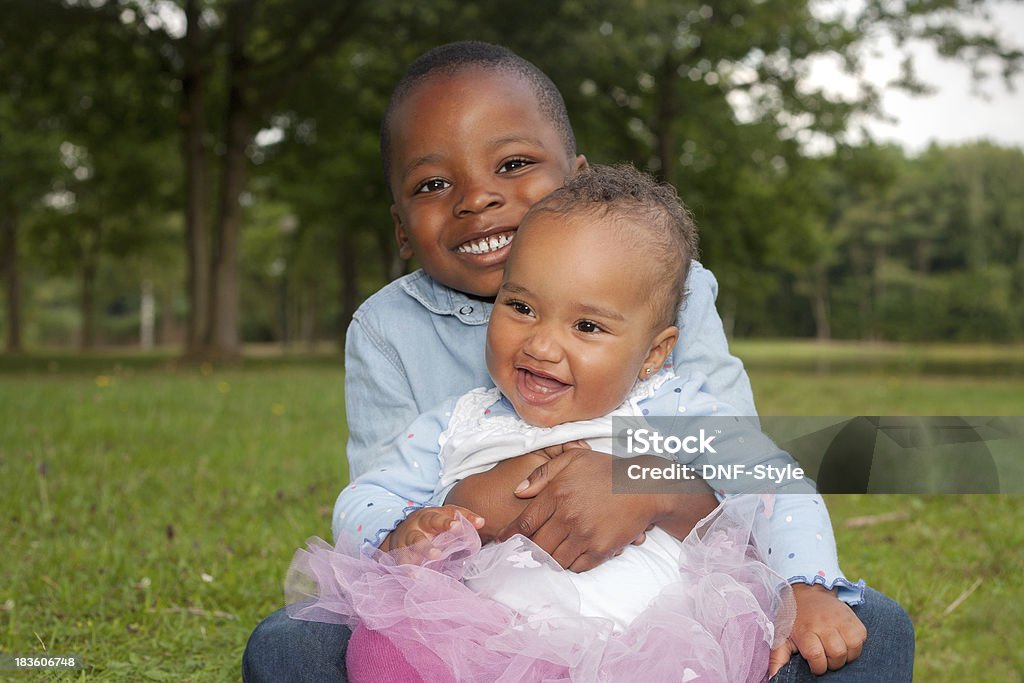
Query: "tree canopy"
2 0 1022 354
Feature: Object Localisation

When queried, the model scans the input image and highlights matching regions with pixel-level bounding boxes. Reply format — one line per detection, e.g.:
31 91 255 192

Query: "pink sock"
346 625 456 683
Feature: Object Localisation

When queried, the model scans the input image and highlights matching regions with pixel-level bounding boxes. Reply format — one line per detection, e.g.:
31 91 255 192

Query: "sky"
815 1 1024 152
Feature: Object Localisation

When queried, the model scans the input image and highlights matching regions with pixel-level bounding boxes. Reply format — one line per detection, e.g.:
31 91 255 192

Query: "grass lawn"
1 341 1022 681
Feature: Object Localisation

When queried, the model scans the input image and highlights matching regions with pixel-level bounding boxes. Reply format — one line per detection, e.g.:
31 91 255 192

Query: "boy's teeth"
457 232 514 254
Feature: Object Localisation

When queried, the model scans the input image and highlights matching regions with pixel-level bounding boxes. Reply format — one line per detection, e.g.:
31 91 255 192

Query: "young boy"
243 41 914 683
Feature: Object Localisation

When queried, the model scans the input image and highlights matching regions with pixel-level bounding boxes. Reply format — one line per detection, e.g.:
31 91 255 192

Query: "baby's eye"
498 158 533 173
575 320 603 334
415 178 451 194
507 300 534 316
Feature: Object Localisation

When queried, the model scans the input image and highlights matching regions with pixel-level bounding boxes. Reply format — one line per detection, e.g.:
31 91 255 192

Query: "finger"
631 521 655 545
821 629 849 671
391 531 430 564
794 633 828 676
548 532 588 570
567 548 614 573
404 529 429 547
767 640 798 678
496 496 557 542
540 444 566 458
531 518 573 559
397 546 439 565
446 505 486 528
514 453 577 497
843 621 867 663
421 512 455 535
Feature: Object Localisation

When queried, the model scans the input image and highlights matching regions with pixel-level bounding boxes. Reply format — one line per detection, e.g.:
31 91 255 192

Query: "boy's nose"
454 182 503 216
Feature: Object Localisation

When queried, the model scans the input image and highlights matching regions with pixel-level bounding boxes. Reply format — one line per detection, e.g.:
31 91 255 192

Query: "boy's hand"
495 448 715 571
379 505 485 563
529 439 590 460
768 583 867 677
495 448 640 571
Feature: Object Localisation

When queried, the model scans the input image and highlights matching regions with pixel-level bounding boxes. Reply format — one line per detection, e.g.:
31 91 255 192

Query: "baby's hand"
768 583 867 677
379 505 485 563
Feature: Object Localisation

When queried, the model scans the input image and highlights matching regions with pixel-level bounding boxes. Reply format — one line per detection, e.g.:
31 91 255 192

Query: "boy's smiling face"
386 68 586 298
485 210 677 428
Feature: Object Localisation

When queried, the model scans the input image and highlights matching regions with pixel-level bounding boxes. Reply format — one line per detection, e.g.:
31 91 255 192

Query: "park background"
1 0 1023 680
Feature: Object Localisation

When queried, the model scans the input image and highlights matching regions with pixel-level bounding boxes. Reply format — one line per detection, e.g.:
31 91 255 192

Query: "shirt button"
459 305 474 315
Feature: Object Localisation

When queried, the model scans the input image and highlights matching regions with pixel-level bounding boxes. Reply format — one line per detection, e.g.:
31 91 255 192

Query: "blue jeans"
242 610 351 682
243 587 913 682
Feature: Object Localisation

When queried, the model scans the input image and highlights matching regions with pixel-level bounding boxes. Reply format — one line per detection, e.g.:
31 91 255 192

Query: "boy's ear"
639 325 678 380
391 205 414 260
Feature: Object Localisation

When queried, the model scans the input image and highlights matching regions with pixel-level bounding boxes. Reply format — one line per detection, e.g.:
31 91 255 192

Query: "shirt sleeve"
337 316 426 542
332 400 453 547
673 262 758 417
343 316 422 481
766 495 866 605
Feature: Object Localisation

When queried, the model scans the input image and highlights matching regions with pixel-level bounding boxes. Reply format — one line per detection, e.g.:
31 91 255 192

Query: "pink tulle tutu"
287 499 794 683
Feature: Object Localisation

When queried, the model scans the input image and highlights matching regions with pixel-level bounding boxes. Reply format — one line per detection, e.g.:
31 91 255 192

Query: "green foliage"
2 0 1023 349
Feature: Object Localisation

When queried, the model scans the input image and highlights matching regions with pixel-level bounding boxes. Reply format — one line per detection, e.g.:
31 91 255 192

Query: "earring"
645 368 653 376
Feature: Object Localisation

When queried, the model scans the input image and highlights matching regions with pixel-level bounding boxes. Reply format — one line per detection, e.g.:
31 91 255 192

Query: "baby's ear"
639 325 678 379
391 205 413 260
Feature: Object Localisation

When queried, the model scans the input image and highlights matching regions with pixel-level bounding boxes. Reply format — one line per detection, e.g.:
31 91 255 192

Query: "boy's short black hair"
380 41 577 186
526 164 699 329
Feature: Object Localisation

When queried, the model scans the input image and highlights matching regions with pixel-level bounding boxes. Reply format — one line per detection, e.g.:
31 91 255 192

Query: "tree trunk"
654 56 680 187
1 210 22 353
204 0 254 360
181 0 211 358
79 253 98 350
812 267 831 341
301 282 318 350
870 244 886 342
140 279 155 349
339 225 359 345
848 246 871 340
159 284 177 346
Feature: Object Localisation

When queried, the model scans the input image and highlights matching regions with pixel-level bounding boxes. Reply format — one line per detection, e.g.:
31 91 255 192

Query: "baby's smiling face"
485 210 677 427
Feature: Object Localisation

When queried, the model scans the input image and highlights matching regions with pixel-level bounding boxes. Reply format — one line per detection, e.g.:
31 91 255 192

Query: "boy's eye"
415 178 451 194
498 158 533 173
575 320 603 334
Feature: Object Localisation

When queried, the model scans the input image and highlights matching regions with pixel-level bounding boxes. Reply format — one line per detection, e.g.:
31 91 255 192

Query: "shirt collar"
399 270 491 324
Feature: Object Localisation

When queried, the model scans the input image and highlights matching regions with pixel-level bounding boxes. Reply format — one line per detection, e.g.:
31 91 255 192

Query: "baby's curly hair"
525 164 699 329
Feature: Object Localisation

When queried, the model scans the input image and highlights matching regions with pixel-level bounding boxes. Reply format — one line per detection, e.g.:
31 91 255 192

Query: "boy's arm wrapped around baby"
332 398 460 549
449 446 720 567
